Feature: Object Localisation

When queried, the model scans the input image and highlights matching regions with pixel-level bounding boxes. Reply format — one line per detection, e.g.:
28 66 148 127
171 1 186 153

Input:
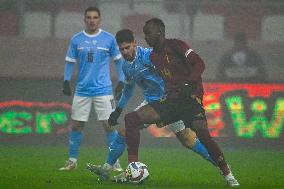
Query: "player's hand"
62 80 72 96
179 82 193 99
114 81 124 101
108 107 122 126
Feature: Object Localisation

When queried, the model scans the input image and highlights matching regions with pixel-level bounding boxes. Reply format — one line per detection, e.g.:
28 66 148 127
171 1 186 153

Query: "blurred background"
0 0 284 148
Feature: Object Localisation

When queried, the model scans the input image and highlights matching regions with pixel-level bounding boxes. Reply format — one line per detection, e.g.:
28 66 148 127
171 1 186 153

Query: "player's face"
119 41 137 62
84 11 101 34
143 24 161 48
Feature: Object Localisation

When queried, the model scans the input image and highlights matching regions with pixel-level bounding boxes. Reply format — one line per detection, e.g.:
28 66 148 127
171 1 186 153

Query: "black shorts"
149 96 206 127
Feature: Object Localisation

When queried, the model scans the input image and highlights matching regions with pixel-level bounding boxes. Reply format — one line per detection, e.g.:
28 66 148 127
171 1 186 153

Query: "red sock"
125 112 141 164
128 155 138 164
193 121 230 175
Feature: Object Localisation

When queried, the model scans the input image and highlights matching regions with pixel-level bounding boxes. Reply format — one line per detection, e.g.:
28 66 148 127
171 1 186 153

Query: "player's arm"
173 39 205 99
117 79 135 109
113 57 125 100
186 51 205 81
108 77 135 126
114 56 125 83
175 39 205 81
62 62 75 96
110 38 126 98
62 39 77 96
110 37 125 83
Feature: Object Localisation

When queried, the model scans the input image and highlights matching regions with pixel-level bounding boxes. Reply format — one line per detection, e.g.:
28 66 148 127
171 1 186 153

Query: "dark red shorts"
149 96 206 126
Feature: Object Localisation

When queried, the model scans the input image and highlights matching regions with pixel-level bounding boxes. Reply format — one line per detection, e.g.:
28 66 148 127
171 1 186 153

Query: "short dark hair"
145 18 165 34
84 6 101 17
115 29 134 45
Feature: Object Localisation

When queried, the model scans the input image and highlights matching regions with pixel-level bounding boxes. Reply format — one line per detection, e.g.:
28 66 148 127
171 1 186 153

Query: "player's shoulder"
137 46 152 52
167 38 190 47
166 38 192 53
99 29 116 40
70 31 85 42
136 46 152 66
137 46 152 57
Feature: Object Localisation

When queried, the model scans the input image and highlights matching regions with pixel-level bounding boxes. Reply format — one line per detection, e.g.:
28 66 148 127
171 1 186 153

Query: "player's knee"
191 120 208 133
176 129 197 149
125 112 141 129
72 120 84 132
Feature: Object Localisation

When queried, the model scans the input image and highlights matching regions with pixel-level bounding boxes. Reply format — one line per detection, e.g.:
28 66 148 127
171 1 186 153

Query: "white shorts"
135 100 185 133
71 95 115 122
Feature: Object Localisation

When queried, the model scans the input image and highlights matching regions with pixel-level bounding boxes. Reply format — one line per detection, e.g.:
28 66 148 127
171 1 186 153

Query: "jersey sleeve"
142 48 153 66
65 37 78 63
110 37 125 82
64 62 75 81
117 81 135 109
110 37 122 61
117 65 135 109
172 39 205 82
171 39 193 58
114 58 125 82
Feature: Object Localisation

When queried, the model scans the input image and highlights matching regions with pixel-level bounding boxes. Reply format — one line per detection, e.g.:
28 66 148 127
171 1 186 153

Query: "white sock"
225 172 234 180
69 158 77 163
103 163 112 170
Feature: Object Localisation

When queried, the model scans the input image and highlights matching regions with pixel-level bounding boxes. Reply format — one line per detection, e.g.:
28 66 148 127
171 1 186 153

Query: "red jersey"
150 39 205 98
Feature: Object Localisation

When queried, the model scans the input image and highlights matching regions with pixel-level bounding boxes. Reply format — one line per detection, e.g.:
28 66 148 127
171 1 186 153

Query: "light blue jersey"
65 29 124 97
117 46 165 109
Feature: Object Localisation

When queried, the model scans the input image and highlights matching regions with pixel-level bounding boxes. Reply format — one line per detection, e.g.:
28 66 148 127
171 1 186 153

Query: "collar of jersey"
127 47 138 65
83 29 102 37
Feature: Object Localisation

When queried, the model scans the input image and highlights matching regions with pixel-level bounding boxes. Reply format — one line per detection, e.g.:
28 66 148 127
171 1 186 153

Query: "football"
125 162 149 184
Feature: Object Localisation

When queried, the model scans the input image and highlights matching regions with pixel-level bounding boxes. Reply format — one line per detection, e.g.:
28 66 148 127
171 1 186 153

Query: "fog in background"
0 0 283 81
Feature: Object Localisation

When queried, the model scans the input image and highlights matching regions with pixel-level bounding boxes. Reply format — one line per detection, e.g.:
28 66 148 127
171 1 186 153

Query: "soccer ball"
125 162 149 184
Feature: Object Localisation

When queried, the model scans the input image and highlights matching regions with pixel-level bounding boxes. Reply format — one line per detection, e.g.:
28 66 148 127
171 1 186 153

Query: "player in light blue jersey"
59 7 124 171
86 29 216 181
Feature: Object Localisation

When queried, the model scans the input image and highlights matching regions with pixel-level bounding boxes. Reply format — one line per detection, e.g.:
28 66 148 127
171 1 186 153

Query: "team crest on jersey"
92 40 97 45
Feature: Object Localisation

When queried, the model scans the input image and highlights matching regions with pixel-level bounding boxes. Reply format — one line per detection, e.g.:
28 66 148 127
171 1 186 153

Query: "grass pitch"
0 145 283 189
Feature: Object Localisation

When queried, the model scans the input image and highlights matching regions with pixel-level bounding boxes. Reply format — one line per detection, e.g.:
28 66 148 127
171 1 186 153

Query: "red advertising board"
1 83 284 139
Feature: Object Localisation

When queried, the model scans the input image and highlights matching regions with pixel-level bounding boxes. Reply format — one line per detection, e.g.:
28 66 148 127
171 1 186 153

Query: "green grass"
0 145 284 189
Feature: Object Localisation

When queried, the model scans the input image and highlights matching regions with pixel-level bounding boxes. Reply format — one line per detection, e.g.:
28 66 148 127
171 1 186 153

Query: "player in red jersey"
115 18 239 187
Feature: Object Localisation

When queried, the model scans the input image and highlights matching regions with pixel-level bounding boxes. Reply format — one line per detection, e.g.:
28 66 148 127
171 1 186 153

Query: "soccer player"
86 29 216 181
59 6 124 171
113 19 239 187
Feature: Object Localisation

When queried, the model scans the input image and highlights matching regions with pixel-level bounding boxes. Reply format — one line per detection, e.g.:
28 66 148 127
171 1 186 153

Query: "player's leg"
181 97 239 186
87 127 126 180
93 95 122 171
108 105 160 183
87 101 150 179
125 99 178 163
190 120 239 186
111 100 181 183
59 96 91 171
168 121 215 165
106 127 126 166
